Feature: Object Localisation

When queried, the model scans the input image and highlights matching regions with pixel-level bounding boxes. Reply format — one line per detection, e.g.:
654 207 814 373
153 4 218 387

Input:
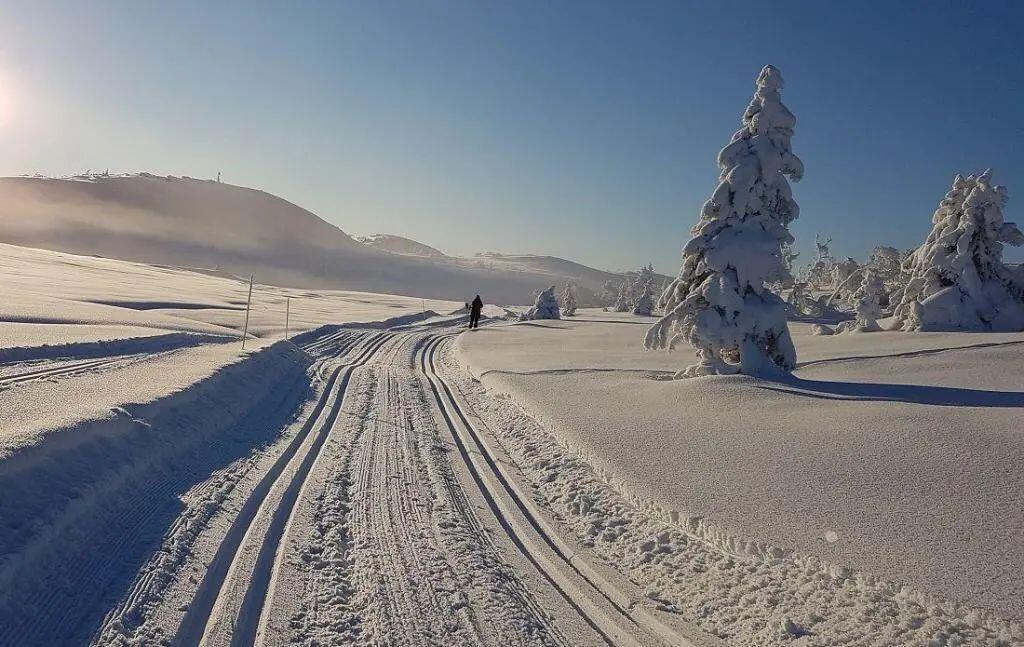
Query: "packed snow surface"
458 310 1024 624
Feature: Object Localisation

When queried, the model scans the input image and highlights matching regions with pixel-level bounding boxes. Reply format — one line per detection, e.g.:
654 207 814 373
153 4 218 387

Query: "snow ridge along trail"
422 334 709 647
174 331 393 647
0 341 312 646
0 353 143 388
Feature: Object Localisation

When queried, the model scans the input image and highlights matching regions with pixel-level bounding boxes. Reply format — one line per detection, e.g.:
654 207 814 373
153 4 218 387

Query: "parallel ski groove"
173 330 392 647
0 354 142 388
422 333 700 647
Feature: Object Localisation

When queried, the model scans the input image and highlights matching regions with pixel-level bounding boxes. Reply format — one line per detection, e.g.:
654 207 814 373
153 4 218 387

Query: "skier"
469 295 483 329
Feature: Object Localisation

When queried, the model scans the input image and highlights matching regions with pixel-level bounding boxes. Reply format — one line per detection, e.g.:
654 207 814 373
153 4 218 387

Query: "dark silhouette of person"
469 295 483 329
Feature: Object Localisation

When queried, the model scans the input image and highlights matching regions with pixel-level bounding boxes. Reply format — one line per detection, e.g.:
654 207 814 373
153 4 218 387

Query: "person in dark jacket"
469 295 483 329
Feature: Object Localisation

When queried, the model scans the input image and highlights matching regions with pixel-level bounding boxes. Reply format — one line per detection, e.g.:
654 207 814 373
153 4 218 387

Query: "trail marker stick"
285 297 291 340
241 274 254 350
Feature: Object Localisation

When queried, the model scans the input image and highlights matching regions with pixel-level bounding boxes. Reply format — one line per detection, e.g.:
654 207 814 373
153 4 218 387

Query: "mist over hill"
0 174 632 305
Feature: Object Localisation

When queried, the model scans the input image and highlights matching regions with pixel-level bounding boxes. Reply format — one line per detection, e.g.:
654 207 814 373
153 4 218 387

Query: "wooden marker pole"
241 274 254 350
285 297 291 340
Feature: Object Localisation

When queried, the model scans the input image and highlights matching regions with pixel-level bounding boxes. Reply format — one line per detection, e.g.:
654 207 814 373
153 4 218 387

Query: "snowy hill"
0 174 616 304
356 233 449 258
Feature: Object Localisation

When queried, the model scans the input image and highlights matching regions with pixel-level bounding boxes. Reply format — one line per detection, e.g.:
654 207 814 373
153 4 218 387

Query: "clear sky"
1 1 1022 273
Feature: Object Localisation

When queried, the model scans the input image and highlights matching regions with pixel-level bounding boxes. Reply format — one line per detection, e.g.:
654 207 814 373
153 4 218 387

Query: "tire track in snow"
172 331 394 647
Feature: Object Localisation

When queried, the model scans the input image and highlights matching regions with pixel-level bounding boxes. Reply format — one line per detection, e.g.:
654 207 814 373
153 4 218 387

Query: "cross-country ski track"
0 320 717 646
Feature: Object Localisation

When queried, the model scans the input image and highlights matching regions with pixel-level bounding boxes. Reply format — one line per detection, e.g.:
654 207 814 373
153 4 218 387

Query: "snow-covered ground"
456 309 1024 643
2 242 1022 646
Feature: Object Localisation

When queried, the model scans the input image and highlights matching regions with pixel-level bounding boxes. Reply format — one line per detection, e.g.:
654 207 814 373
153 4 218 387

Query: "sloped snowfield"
456 310 1024 645
2 243 1022 646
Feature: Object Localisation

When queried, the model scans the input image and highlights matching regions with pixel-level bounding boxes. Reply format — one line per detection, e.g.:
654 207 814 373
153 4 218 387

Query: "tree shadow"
568 317 653 325
515 321 568 329
756 375 1024 408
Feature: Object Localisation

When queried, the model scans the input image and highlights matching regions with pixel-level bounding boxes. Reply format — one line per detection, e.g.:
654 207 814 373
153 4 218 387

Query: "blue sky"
1 1 1022 273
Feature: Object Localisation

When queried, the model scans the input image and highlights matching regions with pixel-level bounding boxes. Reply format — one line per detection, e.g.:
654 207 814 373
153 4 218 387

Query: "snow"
521 286 560 320
647 65 802 377
836 268 885 333
894 170 1024 331
456 310 1024 639
631 265 656 316
2 234 1023 645
0 242 459 341
560 282 578 316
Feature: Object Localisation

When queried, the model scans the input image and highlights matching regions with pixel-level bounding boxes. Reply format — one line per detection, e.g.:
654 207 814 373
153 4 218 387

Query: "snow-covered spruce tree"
866 245 905 307
825 258 864 310
632 278 655 316
645 65 803 377
836 268 885 333
522 286 561 320
561 282 578 316
613 277 633 312
894 170 1024 331
630 264 656 315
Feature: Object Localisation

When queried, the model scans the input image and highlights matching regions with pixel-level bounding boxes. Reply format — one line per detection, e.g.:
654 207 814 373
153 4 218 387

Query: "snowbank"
0 340 312 642
455 310 1024 625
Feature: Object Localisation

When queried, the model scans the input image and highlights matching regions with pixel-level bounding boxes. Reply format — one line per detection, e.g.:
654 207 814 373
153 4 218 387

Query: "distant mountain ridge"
0 174 635 304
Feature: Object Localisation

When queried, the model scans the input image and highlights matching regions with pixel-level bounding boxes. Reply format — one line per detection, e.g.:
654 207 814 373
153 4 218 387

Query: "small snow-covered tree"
825 257 864 309
561 282 578 316
630 263 656 315
646 65 803 377
522 285 561 320
837 268 885 333
599 279 619 306
613 276 633 312
804 234 835 289
779 241 800 289
894 170 1024 331
632 277 654 316
865 245 905 307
